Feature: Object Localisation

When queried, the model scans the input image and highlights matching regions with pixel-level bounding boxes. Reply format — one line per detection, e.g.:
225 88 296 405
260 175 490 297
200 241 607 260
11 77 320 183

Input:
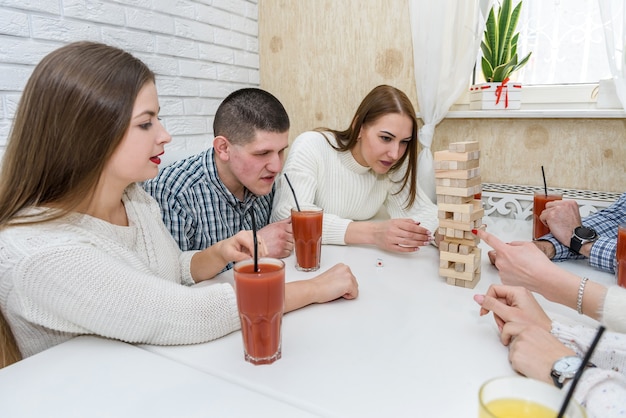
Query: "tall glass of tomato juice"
233 258 285 365
532 191 562 240
291 207 323 272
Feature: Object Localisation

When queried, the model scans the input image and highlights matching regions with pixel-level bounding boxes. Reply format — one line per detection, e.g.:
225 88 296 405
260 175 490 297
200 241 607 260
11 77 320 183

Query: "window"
516 0 612 86
458 0 626 114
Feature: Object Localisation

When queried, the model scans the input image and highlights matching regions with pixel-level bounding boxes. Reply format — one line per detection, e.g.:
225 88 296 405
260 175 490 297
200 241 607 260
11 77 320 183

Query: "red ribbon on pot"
495 77 510 108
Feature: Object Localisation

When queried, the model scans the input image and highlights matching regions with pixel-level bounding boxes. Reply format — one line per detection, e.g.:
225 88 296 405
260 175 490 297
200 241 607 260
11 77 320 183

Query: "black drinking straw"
556 325 606 418
283 173 301 211
541 165 548 196
250 209 259 272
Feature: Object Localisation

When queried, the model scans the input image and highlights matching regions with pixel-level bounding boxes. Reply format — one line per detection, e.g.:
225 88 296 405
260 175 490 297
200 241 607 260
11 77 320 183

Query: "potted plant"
470 0 532 109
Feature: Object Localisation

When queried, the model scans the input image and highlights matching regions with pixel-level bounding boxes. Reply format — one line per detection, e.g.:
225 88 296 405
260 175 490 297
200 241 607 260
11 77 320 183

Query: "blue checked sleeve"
541 193 626 273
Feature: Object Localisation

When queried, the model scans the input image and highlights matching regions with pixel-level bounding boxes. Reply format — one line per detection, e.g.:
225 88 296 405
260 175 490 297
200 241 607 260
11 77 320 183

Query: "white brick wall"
0 0 259 164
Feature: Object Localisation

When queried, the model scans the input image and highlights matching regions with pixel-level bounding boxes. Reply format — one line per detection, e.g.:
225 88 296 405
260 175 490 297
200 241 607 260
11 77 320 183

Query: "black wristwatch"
551 356 596 388
569 226 598 255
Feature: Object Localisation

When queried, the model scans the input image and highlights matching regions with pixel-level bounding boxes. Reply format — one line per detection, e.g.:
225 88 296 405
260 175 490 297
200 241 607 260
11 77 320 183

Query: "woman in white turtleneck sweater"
271 85 438 253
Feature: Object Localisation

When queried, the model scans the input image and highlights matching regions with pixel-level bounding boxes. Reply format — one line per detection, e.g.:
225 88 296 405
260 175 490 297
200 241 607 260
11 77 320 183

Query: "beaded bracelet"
577 277 589 315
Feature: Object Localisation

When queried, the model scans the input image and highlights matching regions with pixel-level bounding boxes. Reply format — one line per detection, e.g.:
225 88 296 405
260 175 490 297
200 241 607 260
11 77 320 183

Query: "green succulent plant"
480 0 532 83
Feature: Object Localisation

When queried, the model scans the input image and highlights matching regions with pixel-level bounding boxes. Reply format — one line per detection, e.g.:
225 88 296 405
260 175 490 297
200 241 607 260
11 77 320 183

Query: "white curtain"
599 0 626 110
409 0 493 202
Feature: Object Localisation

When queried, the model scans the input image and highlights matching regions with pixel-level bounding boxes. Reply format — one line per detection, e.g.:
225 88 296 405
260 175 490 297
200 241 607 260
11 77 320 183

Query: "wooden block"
434 167 481 180
464 230 478 240
436 178 449 187
437 200 482 215
440 259 452 268
439 218 473 232
433 149 480 162
471 218 483 229
444 235 480 247
460 273 481 289
439 266 476 281
451 207 484 223
449 141 479 152
454 262 465 272
433 159 479 170
435 184 482 198
448 242 459 253
440 249 479 265
438 210 452 220
437 194 475 205
439 241 449 252
441 227 467 239
436 176 481 189
459 244 471 255
446 277 456 285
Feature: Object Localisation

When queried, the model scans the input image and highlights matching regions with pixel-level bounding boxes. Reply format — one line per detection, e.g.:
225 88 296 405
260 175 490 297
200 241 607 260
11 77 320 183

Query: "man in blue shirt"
144 88 293 270
489 193 626 275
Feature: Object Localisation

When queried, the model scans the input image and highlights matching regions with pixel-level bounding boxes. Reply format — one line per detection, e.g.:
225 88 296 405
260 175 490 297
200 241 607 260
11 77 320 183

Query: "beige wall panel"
259 0 416 143
434 118 626 193
259 0 626 193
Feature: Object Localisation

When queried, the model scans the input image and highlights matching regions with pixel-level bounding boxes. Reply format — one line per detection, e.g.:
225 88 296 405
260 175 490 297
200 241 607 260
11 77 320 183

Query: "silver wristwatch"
550 356 595 388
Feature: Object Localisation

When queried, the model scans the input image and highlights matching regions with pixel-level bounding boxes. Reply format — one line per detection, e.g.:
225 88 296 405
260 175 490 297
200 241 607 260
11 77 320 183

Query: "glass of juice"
616 224 626 288
478 376 586 418
233 258 285 365
291 207 323 272
533 190 563 240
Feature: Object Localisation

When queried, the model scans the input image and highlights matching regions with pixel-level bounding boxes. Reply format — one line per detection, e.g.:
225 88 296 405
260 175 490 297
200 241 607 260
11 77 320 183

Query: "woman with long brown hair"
0 42 358 363
271 85 438 252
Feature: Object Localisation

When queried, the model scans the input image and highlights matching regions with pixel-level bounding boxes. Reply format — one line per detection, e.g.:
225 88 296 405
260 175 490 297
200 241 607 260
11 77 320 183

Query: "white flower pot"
470 82 522 110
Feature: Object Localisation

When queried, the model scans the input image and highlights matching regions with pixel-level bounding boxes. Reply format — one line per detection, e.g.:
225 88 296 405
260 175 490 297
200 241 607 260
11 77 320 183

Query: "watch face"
575 226 597 240
554 356 582 376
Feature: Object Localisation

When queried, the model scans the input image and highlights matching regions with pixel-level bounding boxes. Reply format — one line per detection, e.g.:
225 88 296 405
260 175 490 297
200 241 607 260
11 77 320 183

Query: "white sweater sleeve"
11 243 239 356
551 320 626 416
602 286 626 334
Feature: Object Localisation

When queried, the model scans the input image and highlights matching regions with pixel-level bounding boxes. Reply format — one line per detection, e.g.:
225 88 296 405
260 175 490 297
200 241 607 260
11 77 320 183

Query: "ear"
213 136 231 162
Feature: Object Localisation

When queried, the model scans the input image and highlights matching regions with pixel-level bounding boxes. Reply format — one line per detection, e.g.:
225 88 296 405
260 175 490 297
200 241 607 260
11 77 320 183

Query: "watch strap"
569 234 583 255
569 226 598 255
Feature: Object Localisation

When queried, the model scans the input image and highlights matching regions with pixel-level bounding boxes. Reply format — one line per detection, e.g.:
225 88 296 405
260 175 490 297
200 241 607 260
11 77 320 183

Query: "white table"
139 218 614 417
0 335 318 417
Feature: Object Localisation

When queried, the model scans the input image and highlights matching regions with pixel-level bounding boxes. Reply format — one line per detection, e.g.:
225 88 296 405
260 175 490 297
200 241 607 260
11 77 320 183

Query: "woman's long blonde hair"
0 42 155 365
0 311 20 368
0 41 155 228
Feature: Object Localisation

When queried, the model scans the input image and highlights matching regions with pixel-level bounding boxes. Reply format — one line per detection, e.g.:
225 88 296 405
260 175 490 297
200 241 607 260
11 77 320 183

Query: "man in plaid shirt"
144 88 293 271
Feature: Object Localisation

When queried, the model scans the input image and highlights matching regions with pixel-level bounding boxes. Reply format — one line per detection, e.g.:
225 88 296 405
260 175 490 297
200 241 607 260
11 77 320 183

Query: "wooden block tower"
434 141 484 288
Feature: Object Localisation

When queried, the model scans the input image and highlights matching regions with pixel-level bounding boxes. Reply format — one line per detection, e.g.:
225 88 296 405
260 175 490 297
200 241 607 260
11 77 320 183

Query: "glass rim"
533 190 563 195
478 375 586 417
290 206 323 213
233 257 285 271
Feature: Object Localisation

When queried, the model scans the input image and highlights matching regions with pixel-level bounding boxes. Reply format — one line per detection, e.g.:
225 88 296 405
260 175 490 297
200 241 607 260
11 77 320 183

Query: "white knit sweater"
0 184 240 358
271 131 439 245
551 287 626 418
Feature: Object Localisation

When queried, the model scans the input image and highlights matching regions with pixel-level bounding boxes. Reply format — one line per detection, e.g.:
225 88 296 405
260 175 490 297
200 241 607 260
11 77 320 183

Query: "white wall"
0 0 259 165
